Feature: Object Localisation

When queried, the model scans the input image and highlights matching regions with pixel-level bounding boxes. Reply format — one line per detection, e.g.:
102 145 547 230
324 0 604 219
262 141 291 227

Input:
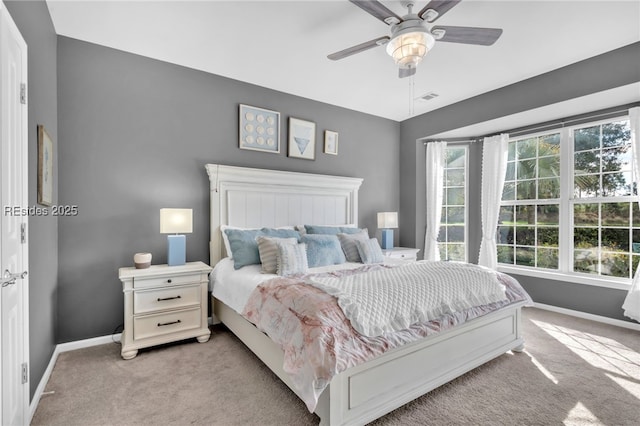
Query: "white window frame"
438 145 469 262
497 115 633 290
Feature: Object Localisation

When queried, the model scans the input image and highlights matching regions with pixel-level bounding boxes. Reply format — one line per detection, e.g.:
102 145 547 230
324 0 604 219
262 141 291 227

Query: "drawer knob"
157 295 181 302
167 279 172 283
157 319 181 327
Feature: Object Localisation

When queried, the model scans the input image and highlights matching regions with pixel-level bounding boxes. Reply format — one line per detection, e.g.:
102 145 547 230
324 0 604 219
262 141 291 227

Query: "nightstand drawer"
133 307 201 340
382 247 420 262
133 285 200 314
387 252 413 259
133 272 201 289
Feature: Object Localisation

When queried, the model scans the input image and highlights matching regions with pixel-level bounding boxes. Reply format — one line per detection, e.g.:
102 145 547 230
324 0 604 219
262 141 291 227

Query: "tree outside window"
497 117 635 280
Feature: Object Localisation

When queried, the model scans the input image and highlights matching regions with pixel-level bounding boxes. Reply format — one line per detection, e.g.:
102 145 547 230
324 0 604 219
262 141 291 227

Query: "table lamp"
377 211 398 249
160 208 193 266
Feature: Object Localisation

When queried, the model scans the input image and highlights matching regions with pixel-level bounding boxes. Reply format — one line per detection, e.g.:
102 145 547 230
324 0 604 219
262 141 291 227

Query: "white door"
0 2 29 425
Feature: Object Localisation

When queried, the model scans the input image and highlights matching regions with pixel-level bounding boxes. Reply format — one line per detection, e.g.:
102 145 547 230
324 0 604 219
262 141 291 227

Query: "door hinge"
20 83 26 105
21 363 28 384
21 223 26 244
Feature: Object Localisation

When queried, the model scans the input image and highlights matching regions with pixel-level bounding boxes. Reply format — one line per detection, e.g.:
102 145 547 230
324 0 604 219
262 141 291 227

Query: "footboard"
320 305 524 425
214 296 525 426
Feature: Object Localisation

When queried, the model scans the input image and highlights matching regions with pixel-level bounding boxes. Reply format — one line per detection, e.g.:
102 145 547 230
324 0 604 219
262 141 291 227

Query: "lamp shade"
160 208 193 234
386 29 435 69
377 212 398 229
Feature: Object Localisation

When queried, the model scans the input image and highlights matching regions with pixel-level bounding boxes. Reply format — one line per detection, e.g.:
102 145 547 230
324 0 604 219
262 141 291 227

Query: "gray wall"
400 42 640 322
56 36 400 342
5 0 58 398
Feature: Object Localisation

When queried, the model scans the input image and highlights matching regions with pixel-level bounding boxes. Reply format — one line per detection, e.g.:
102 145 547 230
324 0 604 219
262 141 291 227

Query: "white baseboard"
56 333 122 353
29 345 60 424
533 303 640 331
28 333 122 423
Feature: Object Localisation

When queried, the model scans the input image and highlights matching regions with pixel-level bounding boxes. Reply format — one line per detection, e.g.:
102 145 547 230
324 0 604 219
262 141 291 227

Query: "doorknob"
1 269 28 287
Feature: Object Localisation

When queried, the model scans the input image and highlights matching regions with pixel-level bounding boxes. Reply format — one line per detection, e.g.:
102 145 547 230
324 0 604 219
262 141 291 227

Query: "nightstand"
118 261 212 360
382 247 420 262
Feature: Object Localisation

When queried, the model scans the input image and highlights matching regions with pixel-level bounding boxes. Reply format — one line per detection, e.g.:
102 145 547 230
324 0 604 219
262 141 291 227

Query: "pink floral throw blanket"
242 263 532 412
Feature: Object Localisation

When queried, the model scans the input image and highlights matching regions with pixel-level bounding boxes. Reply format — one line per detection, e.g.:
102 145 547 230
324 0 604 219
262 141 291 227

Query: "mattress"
210 257 375 313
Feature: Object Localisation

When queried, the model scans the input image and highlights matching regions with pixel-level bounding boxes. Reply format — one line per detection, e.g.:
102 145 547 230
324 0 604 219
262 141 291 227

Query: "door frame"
0 1 30 424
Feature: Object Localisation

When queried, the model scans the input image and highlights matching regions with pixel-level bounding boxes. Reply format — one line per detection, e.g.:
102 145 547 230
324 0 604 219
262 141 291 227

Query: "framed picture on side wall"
37 124 53 206
288 117 316 160
324 130 338 155
238 104 280 154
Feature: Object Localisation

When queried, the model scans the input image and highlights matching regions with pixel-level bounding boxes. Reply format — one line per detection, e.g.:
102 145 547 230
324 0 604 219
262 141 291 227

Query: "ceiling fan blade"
327 36 390 60
432 25 503 46
418 0 462 22
399 67 417 79
349 0 402 25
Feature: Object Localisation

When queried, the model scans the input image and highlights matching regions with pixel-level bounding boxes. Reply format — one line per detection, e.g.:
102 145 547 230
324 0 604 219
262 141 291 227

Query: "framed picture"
288 117 316 160
324 130 339 155
37 125 53 206
239 104 280 154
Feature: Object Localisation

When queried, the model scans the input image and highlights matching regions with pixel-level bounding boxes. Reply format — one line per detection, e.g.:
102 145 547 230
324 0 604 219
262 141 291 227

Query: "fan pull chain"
409 75 415 117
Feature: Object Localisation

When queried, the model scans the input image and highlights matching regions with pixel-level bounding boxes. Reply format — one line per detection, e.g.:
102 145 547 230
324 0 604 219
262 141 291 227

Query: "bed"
205 164 530 425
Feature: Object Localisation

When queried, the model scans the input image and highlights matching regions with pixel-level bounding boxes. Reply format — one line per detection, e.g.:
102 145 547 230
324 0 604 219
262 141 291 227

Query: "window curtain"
424 141 446 260
478 134 509 269
623 106 640 322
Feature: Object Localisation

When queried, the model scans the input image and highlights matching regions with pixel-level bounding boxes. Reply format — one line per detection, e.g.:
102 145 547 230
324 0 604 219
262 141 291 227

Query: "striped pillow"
337 230 369 262
257 236 298 274
276 243 308 276
355 238 384 264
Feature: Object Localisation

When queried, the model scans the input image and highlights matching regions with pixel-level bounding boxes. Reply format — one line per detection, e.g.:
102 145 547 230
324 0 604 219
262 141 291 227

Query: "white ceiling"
46 0 640 123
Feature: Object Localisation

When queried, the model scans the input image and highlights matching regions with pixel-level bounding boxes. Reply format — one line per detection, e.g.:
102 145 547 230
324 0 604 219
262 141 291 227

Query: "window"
572 120 635 279
498 133 560 269
438 146 467 261
497 116 634 283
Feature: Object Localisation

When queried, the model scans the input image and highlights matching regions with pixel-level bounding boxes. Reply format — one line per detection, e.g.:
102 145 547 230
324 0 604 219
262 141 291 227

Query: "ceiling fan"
328 0 503 78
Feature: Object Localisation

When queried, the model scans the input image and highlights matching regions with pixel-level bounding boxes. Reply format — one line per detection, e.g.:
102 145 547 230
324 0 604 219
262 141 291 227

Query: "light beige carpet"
31 308 640 425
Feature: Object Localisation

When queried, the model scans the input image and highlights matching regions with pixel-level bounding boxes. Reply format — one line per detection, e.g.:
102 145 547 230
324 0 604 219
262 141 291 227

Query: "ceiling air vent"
416 92 439 102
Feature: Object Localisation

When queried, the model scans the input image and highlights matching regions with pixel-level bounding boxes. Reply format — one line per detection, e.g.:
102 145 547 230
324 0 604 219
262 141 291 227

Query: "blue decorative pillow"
224 228 262 269
224 227 300 269
301 234 346 267
276 243 308 276
261 228 300 240
304 225 362 235
355 238 384 264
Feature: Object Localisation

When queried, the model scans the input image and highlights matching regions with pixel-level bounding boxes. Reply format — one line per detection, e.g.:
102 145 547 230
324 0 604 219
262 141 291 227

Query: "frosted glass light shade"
377 212 398 229
160 208 193 234
386 30 435 68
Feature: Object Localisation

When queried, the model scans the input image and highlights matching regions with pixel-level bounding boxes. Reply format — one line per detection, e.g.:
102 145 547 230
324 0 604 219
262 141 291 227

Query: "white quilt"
307 261 508 337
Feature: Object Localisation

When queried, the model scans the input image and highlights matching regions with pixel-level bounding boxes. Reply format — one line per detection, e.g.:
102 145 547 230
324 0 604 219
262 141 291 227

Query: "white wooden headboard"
205 164 363 266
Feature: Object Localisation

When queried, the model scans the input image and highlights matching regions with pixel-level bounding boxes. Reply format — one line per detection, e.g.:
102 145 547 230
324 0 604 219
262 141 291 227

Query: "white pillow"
276 243 308 276
355 238 384 264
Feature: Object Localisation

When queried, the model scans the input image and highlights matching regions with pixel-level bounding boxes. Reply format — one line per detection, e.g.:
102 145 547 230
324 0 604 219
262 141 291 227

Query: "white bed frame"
206 164 525 426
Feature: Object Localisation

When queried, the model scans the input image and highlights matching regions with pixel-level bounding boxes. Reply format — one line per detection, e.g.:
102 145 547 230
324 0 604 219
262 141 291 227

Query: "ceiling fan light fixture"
386 29 435 69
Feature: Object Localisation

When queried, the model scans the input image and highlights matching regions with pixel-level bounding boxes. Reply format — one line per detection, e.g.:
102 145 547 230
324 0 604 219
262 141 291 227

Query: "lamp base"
381 229 394 249
167 234 186 266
